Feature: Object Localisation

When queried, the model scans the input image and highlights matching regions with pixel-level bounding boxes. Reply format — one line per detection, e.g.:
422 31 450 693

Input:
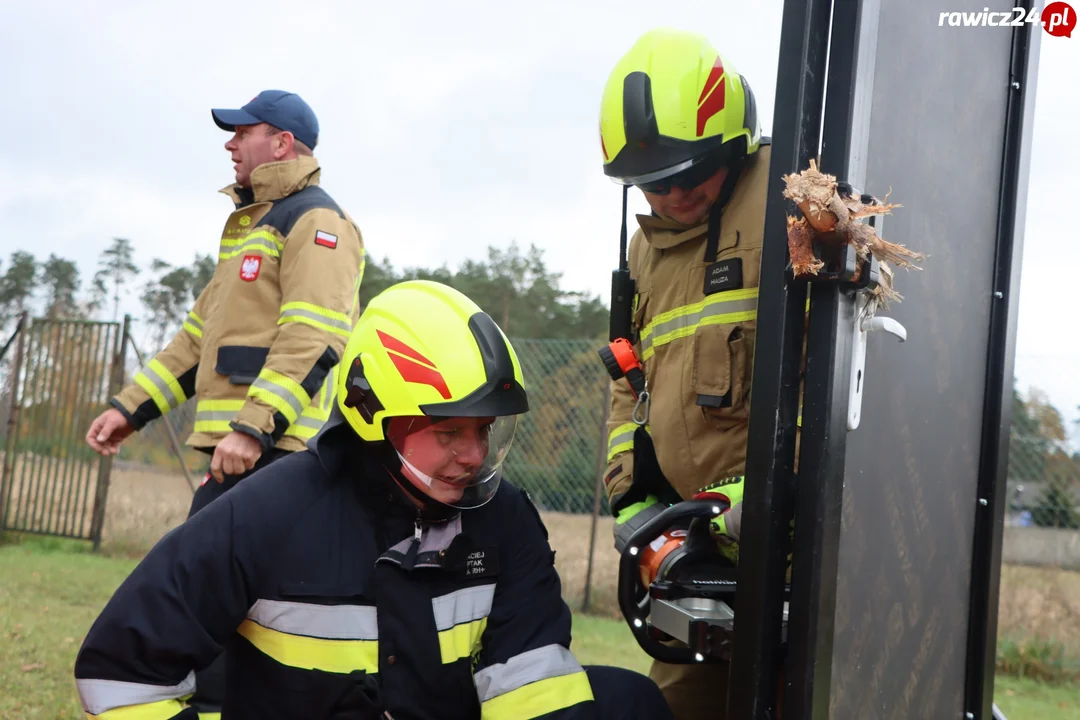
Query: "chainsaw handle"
617 499 731 664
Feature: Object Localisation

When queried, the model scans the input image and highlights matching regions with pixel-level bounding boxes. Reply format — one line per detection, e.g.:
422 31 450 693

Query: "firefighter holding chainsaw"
597 29 769 719
597 28 881 718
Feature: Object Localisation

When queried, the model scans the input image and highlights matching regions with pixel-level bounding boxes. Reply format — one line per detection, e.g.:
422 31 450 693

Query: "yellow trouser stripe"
237 619 379 675
85 699 186 719
438 619 488 664
480 671 594 720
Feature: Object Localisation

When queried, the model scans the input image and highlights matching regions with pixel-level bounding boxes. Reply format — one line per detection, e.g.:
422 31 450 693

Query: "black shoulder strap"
259 186 344 237
704 159 746 263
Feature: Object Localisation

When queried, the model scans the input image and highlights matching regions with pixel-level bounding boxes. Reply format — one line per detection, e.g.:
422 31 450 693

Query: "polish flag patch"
239 255 262 282
314 230 338 249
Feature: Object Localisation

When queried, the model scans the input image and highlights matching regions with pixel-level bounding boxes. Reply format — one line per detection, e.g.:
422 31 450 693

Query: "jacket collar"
218 155 322 209
636 213 709 250
635 144 771 250
308 407 471 569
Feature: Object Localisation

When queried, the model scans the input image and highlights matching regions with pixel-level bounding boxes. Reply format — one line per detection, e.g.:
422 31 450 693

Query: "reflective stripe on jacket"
73 414 598 719
111 156 365 452
604 144 772 508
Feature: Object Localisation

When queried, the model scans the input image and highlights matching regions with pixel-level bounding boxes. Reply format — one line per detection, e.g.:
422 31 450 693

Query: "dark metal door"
730 1 1041 718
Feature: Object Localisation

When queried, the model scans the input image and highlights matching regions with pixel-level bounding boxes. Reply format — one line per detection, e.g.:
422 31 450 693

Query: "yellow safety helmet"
337 279 528 440
336 280 529 510
600 28 762 191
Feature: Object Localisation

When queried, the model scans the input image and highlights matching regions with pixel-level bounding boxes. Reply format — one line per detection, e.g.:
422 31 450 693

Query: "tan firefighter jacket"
111 156 365 453
604 143 789 509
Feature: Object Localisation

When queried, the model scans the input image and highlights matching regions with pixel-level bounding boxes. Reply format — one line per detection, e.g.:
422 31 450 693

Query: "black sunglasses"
635 153 729 195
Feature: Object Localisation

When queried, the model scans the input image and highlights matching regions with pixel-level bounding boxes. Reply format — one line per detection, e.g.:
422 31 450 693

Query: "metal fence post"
90 315 129 550
582 382 612 613
0 312 27 534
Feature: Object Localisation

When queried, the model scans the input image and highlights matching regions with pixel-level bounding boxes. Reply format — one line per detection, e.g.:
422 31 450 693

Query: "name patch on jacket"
703 258 742 295
463 548 498 579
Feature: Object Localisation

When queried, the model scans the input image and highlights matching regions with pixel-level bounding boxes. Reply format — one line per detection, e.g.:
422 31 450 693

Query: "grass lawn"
1 534 1075 719
1 537 139 720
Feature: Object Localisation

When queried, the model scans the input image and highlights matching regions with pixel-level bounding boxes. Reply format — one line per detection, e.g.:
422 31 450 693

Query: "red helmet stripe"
377 329 437 368
696 57 727 137
377 330 452 400
386 352 452 400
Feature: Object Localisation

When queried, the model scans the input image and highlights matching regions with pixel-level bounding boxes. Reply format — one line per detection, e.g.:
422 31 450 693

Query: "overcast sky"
1 0 1076 443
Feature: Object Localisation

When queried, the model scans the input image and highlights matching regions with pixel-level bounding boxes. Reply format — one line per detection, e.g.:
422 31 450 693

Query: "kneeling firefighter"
597 28 774 720
74 280 674 720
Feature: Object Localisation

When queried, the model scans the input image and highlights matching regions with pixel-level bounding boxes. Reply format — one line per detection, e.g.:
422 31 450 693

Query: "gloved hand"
692 476 744 563
613 495 666 553
694 478 802 566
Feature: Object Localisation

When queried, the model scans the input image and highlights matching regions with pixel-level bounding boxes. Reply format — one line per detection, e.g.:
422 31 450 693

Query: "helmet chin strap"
376 442 460 523
396 450 438 490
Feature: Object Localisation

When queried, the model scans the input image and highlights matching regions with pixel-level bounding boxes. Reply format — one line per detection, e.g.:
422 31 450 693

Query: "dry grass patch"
997 564 1080 660
97 464 195 555
61 463 1080 667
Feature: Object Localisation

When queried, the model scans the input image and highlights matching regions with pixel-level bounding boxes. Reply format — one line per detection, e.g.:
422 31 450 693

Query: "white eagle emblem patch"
240 255 262 282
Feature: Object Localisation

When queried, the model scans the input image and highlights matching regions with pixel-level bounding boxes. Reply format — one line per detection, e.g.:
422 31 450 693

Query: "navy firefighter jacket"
73 418 597 719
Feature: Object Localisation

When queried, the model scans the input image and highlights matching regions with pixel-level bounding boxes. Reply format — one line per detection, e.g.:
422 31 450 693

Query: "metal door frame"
728 0 1041 717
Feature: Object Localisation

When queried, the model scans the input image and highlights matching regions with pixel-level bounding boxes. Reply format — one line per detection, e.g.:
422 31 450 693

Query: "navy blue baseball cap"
212 90 319 149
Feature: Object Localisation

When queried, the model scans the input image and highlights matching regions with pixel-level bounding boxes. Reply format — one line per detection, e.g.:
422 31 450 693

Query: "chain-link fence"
4 314 1077 636
997 360 1080 679
115 336 616 516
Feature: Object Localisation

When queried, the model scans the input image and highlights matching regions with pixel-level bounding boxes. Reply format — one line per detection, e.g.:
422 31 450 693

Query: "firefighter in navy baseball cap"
212 89 320 151
87 86 363 717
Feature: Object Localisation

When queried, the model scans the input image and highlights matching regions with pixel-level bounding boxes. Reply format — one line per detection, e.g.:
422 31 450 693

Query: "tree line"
0 238 1074 522
1009 385 1080 528
0 238 610 353
0 238 613 488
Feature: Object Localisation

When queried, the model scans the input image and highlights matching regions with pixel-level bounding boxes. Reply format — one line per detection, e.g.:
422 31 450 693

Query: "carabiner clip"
633 388 650 426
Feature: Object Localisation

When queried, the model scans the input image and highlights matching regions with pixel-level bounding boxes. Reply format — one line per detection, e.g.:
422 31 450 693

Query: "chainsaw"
616 499 791 664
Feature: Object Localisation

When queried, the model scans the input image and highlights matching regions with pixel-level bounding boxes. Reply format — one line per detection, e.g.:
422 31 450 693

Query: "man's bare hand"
210 431 263 483
86 408 135 456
